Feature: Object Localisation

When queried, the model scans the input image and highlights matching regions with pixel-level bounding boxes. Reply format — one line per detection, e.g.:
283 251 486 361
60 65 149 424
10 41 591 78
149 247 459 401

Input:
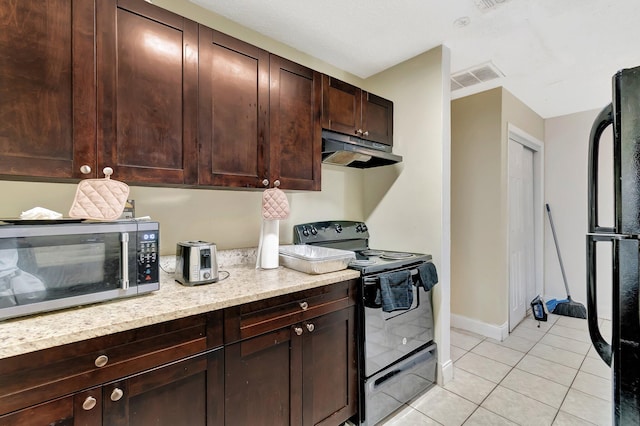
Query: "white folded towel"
20 207 63 220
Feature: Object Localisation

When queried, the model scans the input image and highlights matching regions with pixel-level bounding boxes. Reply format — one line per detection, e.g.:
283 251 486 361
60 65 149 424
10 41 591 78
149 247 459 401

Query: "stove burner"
350 259 377 267
360 249 383 256
379 252 415 260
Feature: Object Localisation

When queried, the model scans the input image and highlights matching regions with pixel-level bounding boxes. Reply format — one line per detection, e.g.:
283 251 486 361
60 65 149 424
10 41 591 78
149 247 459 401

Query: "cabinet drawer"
0 311 222 415
224 279 357 343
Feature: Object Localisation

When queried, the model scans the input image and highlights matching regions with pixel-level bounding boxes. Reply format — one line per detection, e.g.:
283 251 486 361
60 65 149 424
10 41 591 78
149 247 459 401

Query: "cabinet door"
0 0 95 180
269 55 321 191
362 92 394 146
102 349 223 426
97 0 198 185
302 307 357 426
199 27 269 188
0 388 101 426
321 75 362 137
225 328 293 425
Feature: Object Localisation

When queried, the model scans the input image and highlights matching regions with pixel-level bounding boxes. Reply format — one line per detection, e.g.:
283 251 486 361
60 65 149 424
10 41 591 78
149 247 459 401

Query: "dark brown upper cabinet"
0 0 96 180
0 0 321 190
96 0 198 185
199 29 321 191
198 28 269 189
269 55 322 191
321 75 394 146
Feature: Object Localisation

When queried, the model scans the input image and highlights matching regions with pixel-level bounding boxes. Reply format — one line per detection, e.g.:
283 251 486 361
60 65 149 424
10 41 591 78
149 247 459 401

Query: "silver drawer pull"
294 326 303 336
82 396 97 411
94 354 109 368
299 301 309 310
110 388 124 402
305 323 315 333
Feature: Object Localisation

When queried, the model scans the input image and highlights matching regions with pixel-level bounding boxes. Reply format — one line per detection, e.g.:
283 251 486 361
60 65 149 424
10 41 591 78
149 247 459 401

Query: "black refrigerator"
587 65 640 425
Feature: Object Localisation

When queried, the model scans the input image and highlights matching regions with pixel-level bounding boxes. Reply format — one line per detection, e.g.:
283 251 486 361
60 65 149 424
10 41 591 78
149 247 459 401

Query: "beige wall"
363 46 452 381
451 87 544 330
451 88 503 324
545 108 612 320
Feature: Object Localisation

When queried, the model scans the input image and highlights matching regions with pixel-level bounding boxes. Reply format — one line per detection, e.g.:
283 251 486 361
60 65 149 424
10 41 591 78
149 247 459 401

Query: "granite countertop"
0 249 360 360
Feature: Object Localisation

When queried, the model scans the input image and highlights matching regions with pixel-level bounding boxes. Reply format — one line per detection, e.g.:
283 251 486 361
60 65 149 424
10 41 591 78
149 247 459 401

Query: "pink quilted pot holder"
68 168 130 221
262 188 290 220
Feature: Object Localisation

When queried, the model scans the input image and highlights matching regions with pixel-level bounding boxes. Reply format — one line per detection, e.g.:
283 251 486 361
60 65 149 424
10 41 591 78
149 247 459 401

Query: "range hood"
321 130 402 168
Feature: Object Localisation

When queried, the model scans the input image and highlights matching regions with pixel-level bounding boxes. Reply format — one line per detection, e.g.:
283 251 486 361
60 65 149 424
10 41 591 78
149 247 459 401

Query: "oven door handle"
368 345 436 392
363 268 420 286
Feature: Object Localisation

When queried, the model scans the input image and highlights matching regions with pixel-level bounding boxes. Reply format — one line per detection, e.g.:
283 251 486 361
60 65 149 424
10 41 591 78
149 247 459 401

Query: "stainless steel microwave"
0 220 160 321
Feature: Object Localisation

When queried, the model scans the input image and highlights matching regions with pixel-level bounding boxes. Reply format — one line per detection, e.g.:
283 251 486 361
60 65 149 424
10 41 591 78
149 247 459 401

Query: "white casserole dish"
278 245 355 275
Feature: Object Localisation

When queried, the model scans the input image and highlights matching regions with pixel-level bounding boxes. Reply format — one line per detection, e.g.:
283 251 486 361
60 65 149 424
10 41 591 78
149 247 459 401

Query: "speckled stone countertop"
0 249 360 360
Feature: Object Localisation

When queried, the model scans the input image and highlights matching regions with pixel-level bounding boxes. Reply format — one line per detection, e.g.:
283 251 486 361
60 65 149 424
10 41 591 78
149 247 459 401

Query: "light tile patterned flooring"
380 314 613 426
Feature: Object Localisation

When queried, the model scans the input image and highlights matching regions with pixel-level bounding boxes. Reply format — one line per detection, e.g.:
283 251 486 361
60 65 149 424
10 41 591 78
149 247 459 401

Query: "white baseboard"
451 313 509 341
438 358 454 386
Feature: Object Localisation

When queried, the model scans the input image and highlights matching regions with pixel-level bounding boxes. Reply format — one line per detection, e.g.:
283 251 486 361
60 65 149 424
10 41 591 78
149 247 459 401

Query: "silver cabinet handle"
299 301 308 310
110 388 124 402
103 167 113 178
293 326 303 336
306 323 315 333
120 233 129 290
262 179 269 187
273 180 280 187
82 396 97 411
80 165 92 174
94 354 109 368
356 129 363 135
363 131 369 137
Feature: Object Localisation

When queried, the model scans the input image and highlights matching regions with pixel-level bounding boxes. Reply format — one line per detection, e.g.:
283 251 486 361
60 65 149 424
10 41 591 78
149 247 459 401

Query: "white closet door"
509 139 536 331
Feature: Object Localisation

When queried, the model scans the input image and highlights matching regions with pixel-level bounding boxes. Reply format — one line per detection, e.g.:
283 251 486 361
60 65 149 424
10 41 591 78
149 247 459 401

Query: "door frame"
507 123 544 330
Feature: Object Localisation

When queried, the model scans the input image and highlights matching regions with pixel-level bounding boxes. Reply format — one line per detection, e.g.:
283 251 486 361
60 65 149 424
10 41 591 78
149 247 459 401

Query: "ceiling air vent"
450 62 504 91
474 0 510 12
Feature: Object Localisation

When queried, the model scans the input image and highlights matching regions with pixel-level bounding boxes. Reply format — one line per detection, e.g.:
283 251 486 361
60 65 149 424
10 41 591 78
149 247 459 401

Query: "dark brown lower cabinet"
0 388 100 426
103 348 223 426
0 349 223 426
225 307 357 426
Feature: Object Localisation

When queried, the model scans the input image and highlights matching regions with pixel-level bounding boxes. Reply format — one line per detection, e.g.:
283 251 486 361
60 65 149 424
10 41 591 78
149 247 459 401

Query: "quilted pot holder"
69 167 130 221
262 188 290 220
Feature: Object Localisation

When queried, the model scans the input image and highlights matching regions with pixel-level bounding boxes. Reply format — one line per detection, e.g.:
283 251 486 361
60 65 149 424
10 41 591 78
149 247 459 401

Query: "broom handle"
546 203 572 298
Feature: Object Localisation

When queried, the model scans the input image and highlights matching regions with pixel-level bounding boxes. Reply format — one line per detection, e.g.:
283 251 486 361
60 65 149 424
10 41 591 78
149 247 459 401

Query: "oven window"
0 233 124 308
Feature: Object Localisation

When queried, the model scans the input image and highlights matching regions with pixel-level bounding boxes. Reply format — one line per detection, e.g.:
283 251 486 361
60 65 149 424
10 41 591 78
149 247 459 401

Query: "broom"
545 203 587 319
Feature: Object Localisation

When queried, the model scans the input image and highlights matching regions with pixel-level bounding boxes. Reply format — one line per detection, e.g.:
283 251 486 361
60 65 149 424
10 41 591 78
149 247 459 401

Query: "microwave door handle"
586 234 612 365
588 104 614 234
121 232 130 290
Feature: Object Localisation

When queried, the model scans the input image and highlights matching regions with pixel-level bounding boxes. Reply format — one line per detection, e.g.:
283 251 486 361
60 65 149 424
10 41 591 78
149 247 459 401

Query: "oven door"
362 267 435 378
362 343 437 426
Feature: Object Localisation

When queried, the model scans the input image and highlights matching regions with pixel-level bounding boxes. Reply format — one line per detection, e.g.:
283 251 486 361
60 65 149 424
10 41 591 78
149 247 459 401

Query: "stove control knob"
302 226 310 237
355 224 362 232
335 224 343 233
361 224 368 232
310 226 318 235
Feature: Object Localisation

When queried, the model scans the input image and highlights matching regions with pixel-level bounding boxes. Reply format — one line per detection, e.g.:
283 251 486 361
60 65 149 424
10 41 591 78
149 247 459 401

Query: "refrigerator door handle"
586 234 613 365
587 104 614 234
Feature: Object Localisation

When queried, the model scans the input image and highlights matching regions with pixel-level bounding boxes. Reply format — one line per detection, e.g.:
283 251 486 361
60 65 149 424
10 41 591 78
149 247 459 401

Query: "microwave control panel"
137 229 159 285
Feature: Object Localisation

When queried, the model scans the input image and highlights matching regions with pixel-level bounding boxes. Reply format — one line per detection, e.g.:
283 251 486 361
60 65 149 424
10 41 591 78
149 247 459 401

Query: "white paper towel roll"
259 219 279 269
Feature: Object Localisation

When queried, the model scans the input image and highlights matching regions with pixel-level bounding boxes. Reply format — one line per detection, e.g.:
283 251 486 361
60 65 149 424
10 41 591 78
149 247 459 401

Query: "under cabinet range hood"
321 130 402 168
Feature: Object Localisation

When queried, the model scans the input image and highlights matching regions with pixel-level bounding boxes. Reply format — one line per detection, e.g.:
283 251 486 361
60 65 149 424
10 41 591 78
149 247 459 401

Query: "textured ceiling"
191 0 640 118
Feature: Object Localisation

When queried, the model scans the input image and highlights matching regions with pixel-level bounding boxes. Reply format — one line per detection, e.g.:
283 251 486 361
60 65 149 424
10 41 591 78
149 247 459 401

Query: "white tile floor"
380 313 613 426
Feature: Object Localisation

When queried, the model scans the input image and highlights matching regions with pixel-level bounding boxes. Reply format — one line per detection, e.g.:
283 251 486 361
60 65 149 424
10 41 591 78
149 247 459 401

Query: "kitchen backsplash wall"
0 165 363 255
